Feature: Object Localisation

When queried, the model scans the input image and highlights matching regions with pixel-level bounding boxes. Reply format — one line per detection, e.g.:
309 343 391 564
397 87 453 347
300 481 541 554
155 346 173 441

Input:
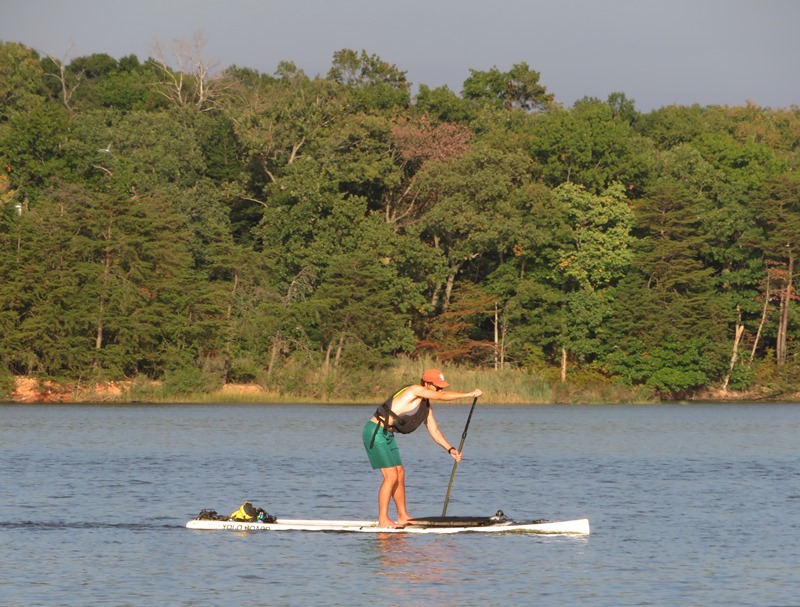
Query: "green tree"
526 99 649 193
328 49 410 110
554 182 634 290
95 55 164 112
414 84 478 124
220 68 348 198
415 140 534 312
0 42 45 122
69 53 118 79
636 104 727 150
753 173 800 366
606 92 638 125
462 62 553 111
686 133 785 378
483 182 569 370
633 181 714 294
550 182 634 376
604 180 728 396
62 108 207 199
1 102 69 190
195 112 242 182
0 182 219 379
310 252 417 371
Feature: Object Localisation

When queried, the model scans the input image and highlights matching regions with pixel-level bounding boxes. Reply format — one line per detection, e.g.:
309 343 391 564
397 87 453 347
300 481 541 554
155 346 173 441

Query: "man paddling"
362 369 482 528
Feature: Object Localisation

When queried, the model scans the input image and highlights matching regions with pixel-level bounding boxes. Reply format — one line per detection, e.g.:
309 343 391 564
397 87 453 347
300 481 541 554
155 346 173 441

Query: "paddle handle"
441 396 478 516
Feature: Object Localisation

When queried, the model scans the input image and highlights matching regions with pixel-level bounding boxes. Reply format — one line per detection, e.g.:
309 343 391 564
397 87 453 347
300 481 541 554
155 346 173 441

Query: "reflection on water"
373 533 455 575
369 534 461 607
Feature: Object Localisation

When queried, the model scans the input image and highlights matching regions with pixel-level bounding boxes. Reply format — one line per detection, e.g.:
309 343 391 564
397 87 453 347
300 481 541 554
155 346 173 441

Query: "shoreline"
3 376 798 405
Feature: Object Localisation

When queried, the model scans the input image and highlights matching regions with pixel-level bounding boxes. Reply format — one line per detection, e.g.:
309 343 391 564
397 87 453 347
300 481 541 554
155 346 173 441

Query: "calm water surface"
1 403 798 607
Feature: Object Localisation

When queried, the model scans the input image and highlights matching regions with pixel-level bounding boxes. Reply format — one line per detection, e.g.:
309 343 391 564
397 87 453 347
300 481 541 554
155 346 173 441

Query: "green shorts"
363 421 402 469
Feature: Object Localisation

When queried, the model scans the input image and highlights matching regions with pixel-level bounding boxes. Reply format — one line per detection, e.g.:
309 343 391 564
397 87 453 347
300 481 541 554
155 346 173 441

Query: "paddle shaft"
441 396 478 516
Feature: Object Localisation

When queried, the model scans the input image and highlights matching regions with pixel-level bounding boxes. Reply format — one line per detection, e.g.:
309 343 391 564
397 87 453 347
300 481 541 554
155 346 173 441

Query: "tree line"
1 38 798 400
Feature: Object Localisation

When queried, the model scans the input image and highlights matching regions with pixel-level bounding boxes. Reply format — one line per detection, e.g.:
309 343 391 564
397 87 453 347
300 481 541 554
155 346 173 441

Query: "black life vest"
369 387 430 448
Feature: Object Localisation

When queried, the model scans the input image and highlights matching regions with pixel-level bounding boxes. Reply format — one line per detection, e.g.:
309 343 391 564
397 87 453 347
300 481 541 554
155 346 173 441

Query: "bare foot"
378 518 399 528
397 517 414 526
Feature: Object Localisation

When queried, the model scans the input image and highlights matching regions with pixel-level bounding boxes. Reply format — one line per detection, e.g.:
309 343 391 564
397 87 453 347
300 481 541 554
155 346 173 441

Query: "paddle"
441 396 478 516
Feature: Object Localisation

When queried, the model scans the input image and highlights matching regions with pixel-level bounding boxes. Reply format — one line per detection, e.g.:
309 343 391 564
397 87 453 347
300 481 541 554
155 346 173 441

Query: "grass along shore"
5 363 657 405
3 358 796 404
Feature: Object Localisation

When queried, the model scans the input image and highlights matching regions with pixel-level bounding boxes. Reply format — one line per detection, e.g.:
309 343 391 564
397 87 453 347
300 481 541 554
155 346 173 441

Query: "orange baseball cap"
422 368 449 388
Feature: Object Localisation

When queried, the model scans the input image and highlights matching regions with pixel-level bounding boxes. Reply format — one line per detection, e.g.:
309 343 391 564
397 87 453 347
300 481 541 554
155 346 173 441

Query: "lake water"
1 402 798 607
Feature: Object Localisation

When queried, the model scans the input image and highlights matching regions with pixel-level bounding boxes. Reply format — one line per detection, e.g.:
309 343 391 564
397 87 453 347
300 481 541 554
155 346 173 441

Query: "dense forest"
1 38 798 401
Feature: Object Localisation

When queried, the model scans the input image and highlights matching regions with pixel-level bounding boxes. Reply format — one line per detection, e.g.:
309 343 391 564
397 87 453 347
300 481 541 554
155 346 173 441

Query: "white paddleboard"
185 516 590 535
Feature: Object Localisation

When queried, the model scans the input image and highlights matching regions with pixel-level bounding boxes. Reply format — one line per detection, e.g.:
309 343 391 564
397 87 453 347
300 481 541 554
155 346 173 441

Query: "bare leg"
393 465 413 525
378 467 399 527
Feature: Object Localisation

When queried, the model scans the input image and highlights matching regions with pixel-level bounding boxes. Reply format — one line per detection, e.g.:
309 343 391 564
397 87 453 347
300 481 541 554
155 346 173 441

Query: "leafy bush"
0 369 15 400
726 364 755 392
226 357 262 384
161 366 223 396
608 338 719 399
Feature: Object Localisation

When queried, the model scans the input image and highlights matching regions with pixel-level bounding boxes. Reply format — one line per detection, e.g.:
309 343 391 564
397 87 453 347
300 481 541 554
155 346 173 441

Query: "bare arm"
410 385 482 402
425 409 462 461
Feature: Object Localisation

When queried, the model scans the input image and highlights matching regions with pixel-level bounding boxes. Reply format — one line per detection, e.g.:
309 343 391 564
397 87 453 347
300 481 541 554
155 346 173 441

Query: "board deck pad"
407 512 550 527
